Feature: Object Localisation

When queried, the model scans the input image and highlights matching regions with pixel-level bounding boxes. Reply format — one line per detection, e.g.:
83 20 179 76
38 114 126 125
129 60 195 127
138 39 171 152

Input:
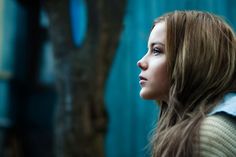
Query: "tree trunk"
43 0 126 156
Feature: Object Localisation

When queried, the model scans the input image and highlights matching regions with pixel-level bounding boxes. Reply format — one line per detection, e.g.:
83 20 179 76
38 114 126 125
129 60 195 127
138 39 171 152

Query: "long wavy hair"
151 11 236 157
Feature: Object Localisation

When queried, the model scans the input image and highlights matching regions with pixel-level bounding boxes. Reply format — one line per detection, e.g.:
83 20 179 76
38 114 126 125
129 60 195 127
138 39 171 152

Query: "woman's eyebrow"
148 42 165 48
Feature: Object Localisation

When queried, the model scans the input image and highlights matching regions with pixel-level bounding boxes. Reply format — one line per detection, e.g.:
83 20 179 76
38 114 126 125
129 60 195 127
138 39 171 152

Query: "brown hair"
151 10 236 157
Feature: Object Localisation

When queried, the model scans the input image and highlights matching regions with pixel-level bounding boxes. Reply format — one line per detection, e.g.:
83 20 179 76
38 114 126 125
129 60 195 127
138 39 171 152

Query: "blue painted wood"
0 0 25 127
0 80 11 127
1 0 18 73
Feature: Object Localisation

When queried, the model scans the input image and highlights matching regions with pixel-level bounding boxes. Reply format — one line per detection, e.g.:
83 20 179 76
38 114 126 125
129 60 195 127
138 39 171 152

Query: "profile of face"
137 22 169 102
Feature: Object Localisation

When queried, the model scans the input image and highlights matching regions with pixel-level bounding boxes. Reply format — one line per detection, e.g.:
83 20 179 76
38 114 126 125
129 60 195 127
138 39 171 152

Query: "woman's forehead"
148 22 166 47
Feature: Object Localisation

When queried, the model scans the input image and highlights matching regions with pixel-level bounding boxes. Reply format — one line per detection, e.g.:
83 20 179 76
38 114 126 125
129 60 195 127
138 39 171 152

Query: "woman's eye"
153 47 162 55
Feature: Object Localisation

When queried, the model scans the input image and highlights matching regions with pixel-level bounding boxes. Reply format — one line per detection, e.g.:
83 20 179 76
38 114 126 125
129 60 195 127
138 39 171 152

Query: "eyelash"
152 47 162 55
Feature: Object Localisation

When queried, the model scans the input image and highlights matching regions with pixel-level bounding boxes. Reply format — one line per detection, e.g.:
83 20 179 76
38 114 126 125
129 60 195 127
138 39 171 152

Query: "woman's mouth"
139 75 147 80
139 75 147 85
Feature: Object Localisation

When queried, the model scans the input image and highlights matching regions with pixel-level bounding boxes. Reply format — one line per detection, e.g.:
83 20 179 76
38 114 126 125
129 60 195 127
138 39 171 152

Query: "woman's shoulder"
199 113 236 157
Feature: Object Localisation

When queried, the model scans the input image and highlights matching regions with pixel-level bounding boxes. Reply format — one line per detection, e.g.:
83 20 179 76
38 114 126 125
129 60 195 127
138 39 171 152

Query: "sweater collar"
209 92 236 116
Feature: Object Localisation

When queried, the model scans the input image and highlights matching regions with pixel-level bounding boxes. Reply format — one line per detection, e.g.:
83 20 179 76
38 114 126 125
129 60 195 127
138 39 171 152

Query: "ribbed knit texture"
198 114 236 157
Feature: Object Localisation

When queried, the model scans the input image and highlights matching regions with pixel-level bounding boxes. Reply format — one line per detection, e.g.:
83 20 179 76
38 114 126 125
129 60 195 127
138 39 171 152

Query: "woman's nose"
137 59 148 70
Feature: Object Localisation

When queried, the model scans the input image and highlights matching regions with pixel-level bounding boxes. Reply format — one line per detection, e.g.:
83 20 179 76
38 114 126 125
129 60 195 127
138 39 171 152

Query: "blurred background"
0 0 236 157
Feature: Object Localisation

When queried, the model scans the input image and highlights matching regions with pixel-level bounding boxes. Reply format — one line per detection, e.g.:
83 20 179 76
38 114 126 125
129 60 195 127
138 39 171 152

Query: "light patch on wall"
39 42 55 85
1 0 22 74
38 9 55 85
0 0 4 69
70 0 87 47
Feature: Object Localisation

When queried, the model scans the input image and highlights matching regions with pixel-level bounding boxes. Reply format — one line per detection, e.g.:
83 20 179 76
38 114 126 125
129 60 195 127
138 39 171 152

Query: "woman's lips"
139 75 147 85
139 75 147 80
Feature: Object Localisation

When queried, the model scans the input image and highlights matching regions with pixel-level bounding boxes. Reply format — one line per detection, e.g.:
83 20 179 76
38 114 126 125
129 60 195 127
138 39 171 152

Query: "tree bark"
43 0 126 156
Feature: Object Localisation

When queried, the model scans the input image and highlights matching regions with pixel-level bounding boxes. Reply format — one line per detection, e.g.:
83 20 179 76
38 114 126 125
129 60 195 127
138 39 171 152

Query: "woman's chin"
139 89 166 101
139 90 153 100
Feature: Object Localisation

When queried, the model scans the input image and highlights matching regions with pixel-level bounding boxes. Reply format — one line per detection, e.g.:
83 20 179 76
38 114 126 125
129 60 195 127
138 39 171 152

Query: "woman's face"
137 22 169 101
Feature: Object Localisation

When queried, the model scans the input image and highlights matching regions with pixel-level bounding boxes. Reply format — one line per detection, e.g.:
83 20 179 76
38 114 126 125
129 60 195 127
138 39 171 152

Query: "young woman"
137 10 236 157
